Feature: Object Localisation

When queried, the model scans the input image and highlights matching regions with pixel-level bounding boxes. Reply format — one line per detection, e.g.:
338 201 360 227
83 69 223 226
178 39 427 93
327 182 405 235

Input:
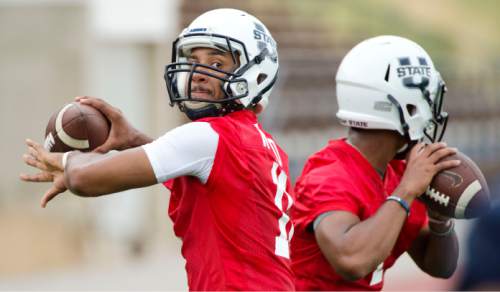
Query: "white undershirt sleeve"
142 122 219 184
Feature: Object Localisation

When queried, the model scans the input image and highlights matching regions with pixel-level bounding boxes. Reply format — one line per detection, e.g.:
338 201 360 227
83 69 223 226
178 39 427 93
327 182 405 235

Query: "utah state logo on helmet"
336 35 448 143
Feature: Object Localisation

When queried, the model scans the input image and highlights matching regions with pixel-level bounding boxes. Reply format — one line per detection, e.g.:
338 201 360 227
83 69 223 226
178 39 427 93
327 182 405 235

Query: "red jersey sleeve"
294 164 361 230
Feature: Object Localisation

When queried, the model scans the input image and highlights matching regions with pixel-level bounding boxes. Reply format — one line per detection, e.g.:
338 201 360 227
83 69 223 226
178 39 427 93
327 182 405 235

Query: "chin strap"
183 104 220 121
394 140 418 160
180 101 245 121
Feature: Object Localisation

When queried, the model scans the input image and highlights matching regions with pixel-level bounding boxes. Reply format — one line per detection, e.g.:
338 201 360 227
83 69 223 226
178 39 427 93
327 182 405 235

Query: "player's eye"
211 62 222 69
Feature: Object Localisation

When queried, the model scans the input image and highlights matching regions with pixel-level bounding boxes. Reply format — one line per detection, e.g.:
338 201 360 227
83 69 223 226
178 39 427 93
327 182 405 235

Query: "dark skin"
315 128 460 281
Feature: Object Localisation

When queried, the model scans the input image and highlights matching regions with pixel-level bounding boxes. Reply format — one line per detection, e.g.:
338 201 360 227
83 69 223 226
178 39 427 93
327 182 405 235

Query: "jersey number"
255 124 294 259
271 162 294 259
369 262 384 286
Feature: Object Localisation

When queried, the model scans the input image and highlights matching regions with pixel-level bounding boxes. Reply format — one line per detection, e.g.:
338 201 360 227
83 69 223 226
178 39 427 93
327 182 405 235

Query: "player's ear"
253 103 264 115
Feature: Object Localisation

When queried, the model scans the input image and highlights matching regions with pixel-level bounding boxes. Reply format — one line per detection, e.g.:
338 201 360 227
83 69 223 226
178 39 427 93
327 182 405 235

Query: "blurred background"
1 0 499 290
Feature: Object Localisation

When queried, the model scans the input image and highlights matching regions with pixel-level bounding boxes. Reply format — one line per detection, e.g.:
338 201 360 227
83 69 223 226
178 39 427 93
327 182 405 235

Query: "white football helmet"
336 35 448 142
164 8 279 120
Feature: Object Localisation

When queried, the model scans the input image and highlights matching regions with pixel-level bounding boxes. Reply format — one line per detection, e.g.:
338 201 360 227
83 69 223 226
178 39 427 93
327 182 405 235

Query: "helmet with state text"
336 35 448 143
164 8 279 120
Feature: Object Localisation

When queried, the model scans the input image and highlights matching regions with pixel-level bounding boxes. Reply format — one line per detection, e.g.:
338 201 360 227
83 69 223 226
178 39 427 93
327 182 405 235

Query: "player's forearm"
421 223 459 278
331 184 417 279
319 203 408 281
64 151 111 196
341 203 407 272
64 148 157 197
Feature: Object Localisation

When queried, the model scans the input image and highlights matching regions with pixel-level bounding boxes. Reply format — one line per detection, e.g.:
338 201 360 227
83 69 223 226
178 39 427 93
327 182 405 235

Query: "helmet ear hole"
406 104 417 116
257 73 267 85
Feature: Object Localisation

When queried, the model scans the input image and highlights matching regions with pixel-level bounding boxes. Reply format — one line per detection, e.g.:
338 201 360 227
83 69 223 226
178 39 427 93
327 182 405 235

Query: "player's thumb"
93 142 113 154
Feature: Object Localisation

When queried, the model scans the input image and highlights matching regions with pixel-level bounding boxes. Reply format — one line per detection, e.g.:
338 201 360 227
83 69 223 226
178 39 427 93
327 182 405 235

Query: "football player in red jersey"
290 36 460 290
21 9 295 291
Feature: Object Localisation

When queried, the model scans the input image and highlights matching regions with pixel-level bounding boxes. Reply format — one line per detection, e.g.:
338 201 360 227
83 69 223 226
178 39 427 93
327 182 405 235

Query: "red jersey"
291 139 427 291
164 110 295 291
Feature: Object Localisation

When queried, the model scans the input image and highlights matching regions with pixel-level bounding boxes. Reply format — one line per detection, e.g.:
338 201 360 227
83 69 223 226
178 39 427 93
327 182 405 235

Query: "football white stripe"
44 132 55 151
55 103 89 149
455 180 482 218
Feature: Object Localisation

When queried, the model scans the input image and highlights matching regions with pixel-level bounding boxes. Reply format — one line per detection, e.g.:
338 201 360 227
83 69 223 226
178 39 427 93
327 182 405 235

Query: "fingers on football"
20 172 53 182
74 96 87 102
427 208 451 221
75 96 102 103
435 159 461 173
429 147 457 164
41 185 64 208
420 142 447 157
77 97 121 121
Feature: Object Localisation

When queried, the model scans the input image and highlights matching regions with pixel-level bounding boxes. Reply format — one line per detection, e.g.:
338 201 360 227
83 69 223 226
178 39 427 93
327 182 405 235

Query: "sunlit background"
1 0 499 290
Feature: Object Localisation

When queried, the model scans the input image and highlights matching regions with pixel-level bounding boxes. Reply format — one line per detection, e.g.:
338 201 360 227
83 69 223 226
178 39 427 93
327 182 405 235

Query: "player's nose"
192 71 207 83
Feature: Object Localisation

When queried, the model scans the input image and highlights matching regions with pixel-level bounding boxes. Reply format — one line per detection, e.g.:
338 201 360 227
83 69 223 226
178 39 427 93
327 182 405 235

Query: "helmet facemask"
164 33 246 120
164 32 277 120
423 78 448 142
387 73 448 144
163 9 279 120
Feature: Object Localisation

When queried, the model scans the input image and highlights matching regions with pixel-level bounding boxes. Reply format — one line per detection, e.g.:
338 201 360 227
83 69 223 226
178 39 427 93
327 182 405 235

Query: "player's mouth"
191 86 214 100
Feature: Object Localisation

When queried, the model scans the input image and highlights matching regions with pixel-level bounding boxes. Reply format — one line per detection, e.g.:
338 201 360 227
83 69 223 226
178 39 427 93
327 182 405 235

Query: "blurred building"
1 0 187 289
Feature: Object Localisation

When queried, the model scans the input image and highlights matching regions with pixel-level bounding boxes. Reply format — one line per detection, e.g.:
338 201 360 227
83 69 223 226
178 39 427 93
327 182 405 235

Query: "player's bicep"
314 211 361 262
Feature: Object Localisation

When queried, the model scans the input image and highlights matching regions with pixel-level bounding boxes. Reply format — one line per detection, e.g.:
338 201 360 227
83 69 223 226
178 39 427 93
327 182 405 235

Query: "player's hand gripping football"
398 142 461 200
427 208 454 232
75 96 148 153
20 139 67 208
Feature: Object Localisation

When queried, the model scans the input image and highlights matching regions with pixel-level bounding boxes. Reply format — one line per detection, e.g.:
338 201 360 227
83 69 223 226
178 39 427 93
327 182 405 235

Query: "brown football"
419 151 490 219
44 102 110 152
